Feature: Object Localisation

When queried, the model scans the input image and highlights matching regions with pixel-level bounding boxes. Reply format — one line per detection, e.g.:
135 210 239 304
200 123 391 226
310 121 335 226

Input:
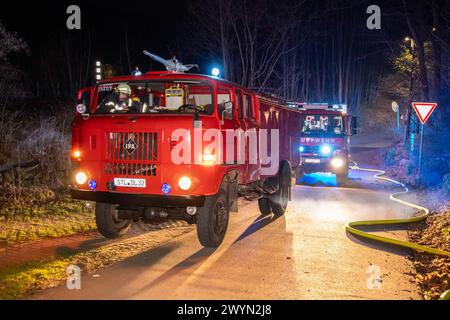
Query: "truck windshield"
301 115 344 136
94 80 215 115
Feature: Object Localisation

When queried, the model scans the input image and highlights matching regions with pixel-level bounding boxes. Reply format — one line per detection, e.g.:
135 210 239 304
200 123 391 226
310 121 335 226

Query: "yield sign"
412 102 437 125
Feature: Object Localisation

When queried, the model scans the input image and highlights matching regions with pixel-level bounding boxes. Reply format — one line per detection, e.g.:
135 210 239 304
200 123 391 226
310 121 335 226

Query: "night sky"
1 1 191 75
1 0 412 94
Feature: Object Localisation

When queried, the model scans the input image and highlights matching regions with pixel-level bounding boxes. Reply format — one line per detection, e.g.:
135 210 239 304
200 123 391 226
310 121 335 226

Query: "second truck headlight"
331 158 344 169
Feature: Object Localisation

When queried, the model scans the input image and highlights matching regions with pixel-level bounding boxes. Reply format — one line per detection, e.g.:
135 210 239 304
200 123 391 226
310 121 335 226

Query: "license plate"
113 178 146 188
305 159 321 164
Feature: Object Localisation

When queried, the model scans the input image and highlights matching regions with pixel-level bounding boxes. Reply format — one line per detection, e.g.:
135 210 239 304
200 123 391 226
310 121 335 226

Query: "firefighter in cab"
98 83 141 114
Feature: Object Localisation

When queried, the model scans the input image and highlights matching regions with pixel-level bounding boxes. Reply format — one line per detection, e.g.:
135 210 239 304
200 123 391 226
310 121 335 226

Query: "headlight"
75 172 88 185
331 158 344 169
321 145 332 156
178 176 192 191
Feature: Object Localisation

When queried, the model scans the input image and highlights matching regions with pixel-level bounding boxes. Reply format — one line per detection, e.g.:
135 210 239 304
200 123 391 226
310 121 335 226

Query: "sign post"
412 102 438 180
392 101 400 134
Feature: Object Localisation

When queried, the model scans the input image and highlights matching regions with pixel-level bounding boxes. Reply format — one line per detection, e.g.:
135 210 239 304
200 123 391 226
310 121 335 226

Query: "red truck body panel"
71 72 302 202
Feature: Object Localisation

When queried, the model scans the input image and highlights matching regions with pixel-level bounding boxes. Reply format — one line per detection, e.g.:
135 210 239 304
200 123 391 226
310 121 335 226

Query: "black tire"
258 198 272 216
95 202 132 239
336 171 349 187
197 189 229 248
270 165 291 216
296 168 304 185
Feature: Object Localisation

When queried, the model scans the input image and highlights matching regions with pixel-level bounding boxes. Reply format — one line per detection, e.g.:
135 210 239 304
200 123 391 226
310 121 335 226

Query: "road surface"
32 134 421 300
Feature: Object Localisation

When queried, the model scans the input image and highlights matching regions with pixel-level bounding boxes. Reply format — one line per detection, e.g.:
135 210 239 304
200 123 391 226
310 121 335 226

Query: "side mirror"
76 87 93 117
351 116 358 135
221 101 233 125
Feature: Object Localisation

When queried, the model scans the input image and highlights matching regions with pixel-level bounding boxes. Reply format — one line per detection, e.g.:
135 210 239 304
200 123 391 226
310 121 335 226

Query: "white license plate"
305 159 321 164
113 178 146 188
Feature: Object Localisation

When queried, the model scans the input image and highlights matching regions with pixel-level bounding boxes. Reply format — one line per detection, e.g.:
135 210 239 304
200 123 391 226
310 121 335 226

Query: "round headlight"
75 172 88 185
178 176 192 191
331 158 344 169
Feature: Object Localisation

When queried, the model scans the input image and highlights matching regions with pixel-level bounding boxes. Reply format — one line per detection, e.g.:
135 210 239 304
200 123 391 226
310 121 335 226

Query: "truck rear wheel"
95 203 132 239
197 189 229 248
270 165 291 216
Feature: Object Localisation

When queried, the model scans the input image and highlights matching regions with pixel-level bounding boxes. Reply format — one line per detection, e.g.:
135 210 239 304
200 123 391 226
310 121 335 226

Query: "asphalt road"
32 137 422 299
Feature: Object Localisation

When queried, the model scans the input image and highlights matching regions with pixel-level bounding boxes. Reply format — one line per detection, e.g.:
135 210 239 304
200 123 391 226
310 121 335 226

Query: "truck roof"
287 102 348 115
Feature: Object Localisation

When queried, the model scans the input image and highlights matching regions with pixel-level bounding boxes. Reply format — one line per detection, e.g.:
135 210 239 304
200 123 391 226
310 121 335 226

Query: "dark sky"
1 0 411 91
1 0 190 73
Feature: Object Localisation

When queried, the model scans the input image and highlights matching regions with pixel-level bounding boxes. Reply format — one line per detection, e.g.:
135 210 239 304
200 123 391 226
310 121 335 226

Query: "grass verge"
0 187 95 245
0 225 194 299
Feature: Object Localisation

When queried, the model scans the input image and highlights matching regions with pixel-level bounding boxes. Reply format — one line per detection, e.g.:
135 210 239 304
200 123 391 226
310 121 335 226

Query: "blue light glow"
161 183 172 195
211 67 220 77
88 179 97 190
299 146 305 153
321 145 332 156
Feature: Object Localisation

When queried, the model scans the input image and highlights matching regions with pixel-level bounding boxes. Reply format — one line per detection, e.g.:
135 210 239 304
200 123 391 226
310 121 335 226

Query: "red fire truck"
71 71 303 247
293 103 358 186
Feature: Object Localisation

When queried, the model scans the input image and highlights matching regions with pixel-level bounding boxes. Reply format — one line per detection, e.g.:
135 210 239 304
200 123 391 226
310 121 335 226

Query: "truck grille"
301 146 321 155
104 163 157 177
105 132 158 177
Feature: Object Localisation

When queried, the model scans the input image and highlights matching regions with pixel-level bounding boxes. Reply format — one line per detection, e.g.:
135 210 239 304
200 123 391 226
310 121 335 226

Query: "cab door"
218 85 240 168
242 92 260 182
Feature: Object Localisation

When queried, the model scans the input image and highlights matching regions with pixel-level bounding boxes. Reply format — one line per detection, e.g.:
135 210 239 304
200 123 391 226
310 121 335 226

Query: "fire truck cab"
71 71 302 248
293 103 358 186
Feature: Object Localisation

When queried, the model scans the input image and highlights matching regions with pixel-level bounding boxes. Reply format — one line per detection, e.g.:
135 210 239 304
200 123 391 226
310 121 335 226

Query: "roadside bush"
1 99 73 192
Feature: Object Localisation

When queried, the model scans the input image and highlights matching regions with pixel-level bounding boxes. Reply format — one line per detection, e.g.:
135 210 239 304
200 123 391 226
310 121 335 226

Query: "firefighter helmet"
117 83 131 95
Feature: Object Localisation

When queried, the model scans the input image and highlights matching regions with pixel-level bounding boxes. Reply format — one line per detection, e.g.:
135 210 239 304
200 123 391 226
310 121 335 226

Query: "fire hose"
346 162 450 300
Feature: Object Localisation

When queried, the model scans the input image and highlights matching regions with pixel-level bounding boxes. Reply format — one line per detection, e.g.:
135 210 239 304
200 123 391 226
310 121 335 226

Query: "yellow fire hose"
346 162 450 300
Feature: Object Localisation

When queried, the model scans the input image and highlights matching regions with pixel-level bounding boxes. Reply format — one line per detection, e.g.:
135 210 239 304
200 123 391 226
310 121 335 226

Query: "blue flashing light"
321 145 332 156
299 146 305 153
211 67 220 78
88 179 97 190
161 183 172 195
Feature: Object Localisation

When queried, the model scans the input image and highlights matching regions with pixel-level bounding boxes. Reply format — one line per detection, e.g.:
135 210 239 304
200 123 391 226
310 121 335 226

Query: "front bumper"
70 188 206 208
300 158 348 174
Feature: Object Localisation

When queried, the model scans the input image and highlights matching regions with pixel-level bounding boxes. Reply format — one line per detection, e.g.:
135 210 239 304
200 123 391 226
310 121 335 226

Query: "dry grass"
409 201 450 300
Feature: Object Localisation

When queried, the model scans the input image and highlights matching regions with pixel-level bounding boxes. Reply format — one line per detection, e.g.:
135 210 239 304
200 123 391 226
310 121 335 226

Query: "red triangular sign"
412 102 437 125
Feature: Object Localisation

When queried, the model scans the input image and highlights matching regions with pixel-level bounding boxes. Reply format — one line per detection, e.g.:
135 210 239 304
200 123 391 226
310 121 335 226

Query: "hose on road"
346 163 450 300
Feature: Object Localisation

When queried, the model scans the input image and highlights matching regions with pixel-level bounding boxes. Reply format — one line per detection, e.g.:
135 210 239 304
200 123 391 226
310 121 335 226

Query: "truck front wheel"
95 203 132 239
336 170 349 186
197 189 229 248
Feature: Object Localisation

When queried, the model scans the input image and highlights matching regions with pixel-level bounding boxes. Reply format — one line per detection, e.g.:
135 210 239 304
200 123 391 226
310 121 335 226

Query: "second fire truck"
293 103 358 185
